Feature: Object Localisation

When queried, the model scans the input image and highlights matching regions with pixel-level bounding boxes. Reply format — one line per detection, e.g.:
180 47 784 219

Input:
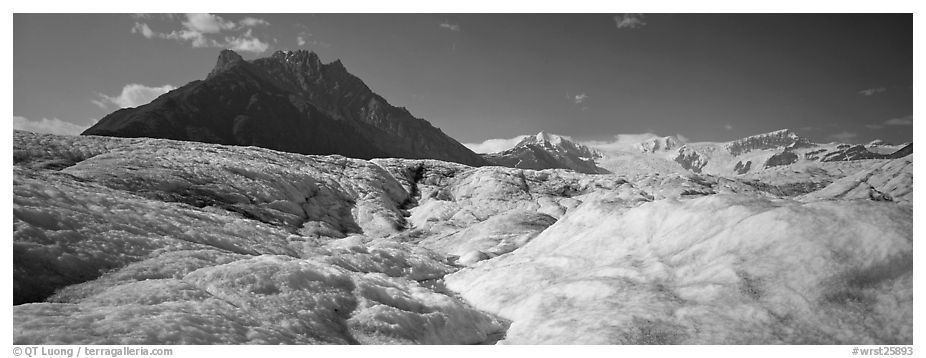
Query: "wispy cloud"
131 13 271 53
829 131 858 142
884 114 912 126
183 13 236 34
439 22 461 32
463 135 530 154
132 22 157 38
573 93 588 104
614 14 647 30
295 35 330 48
724 124 733 131
93 83 176 109
866 114 913 129
858 87 888 96
226 29 269 53
13 116 92 136
293 24 330 48
239 17 270 27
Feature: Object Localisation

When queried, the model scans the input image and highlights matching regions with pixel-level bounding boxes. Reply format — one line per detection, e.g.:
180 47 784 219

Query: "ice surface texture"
447 193 912 344
13 131 912 344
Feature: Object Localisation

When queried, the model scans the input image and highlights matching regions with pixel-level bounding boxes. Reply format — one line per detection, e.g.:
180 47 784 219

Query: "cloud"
293 27 330 48
227 37 269 53
567 93 589 110
13 116 92 136
295 36 331 48
463 135 530 154
884 114 912 126
225 29 269 53
439 22 461 32
131 14 272 53
239 17 270 27
724 124 733 131
858 87 887 96
182 13 236 34
573 93 588 104
829 131 858 142
866 114 913 129
94 84 176 109
614 14 646 30
131 22 156 38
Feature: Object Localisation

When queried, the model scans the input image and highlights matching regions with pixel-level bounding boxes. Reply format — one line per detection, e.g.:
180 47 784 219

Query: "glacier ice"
12 131 912 345
446 193 912 344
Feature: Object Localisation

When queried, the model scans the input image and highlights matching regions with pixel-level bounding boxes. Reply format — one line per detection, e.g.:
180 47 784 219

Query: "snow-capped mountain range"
668 129 911 176
484 129 911 178
77 49 910 179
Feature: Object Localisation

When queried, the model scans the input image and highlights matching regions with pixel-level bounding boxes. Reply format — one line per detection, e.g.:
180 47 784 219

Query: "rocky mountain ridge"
82 49 488 166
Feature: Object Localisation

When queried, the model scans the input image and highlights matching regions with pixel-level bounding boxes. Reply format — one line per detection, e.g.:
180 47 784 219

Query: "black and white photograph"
7 4 919 354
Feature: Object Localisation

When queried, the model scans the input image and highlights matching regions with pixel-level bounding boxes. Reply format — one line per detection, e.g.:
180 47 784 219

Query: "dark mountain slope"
83 49 487 166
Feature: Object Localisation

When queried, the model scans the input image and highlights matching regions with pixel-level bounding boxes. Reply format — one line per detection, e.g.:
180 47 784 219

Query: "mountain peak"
751 128 799 139
484 131 606 174
535 131 558 144
519 131 566 147
82 49 489 166
513 131 601 160
206 49 245 79
269 49 321 68
637 135 684 153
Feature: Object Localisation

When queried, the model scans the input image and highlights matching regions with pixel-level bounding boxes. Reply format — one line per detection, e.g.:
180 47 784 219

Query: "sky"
13 13 913 147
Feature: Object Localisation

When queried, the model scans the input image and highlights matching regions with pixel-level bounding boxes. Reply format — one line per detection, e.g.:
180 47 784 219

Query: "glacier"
12 130 912 344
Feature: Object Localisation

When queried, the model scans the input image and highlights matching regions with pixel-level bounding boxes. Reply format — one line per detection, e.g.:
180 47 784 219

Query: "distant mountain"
483 132 608 174
579 129 914 177
723 129 815 156
670 129 912 176
637 135 684 153
82 49 488 166
820 143 912 162
865 139 912 155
